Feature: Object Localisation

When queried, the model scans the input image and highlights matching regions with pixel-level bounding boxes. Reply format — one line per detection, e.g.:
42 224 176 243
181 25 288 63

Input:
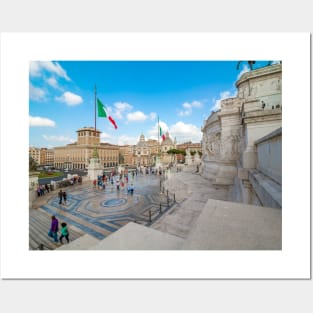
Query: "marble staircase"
29 208 85 250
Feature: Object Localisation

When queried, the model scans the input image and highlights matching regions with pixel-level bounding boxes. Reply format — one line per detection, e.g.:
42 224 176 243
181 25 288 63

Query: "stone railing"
247 127 282 209
255 127 282 185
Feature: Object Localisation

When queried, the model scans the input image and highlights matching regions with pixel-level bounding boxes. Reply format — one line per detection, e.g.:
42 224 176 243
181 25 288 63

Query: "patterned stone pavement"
30 174 176 249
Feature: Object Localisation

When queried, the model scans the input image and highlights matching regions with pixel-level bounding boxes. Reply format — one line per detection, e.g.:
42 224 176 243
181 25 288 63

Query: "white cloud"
114 102 133 119
237 64 250 80
29 116 56 127
211 90 237 111
116 135 138 145
178 100 203 116
127 111 148 122
100 132 111 141
42 135 75 143
183 102 192 109
169 121 202 143
29 62 41 77
29 61 70 81
114 102 133 111
148 121 169 139
56 91 83 106
46 77 59 89
149 112 157 120
29 84 45 101
178 109 191 117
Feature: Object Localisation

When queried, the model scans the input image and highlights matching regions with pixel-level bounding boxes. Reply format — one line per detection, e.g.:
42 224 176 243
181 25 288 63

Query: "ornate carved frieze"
204 131 221 158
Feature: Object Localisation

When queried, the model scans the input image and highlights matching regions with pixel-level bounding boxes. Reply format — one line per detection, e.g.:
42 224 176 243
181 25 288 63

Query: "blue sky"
29 60 272 148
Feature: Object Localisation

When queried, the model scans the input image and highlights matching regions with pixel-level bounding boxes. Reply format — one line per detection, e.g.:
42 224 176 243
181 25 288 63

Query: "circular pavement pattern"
101 198 127 207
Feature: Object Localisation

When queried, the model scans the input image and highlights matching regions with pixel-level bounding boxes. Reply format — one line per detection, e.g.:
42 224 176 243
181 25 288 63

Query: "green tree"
167 149 185 155
29 154 38 171
167 149 186 164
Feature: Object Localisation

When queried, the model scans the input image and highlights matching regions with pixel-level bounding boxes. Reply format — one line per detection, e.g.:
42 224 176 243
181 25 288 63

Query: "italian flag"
160 126 166 141
97 98 118 129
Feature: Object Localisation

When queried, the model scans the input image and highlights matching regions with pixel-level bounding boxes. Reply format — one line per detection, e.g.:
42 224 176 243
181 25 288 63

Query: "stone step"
29 208 85 250
182 198 282 250
249 169 282 209
88 222 184 250
56 234 100 250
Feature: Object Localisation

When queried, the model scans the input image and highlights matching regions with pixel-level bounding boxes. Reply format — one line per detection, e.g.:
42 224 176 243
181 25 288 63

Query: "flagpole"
158 116 160 154
94 84 97 135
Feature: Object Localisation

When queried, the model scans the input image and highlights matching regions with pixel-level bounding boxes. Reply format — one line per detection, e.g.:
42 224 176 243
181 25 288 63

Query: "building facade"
133 134 157 166
54 127 119 169
119 145 134 166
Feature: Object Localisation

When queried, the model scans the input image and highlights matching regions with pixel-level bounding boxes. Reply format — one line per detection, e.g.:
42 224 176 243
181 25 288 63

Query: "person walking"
48 215 59 243
58 189 63 205
62 191 67 205
59 222 69 244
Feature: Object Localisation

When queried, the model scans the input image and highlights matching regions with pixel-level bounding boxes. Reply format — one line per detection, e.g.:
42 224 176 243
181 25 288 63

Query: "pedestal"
87 157 103 181
29 171 40 208
155 155 163 170
185 154 193 166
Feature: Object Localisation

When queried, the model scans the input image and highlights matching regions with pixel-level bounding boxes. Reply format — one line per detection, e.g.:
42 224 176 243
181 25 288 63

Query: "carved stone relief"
204 132 221 159
220 131 240 160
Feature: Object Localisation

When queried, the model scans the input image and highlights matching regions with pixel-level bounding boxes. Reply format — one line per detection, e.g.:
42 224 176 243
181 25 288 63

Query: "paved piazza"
36 174 174 241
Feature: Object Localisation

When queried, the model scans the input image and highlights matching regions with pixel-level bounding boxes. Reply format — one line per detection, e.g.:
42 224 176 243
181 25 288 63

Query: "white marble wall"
201 64 282 204
255 128 282 185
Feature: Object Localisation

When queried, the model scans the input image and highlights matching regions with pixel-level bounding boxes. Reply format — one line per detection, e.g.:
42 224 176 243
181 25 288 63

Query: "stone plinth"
215 163 237 185
185 155 193 166
194 152 201 165
87 157 103 181
155 155 163 169
29 171 40 208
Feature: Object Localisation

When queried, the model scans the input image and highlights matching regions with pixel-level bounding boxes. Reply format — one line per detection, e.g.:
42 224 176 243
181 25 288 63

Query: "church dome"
137 133 147 147
161 131 174 145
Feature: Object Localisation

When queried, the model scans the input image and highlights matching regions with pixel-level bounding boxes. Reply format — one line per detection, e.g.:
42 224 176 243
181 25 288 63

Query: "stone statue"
92 146 99 158
237 61 256 71
237 61 282 71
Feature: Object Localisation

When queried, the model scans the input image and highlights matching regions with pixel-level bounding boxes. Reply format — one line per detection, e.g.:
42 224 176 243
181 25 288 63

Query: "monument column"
214 98 242 185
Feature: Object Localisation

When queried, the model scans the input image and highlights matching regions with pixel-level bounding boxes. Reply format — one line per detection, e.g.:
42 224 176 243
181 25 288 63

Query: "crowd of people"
36 184 50 197
93 172 132 193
